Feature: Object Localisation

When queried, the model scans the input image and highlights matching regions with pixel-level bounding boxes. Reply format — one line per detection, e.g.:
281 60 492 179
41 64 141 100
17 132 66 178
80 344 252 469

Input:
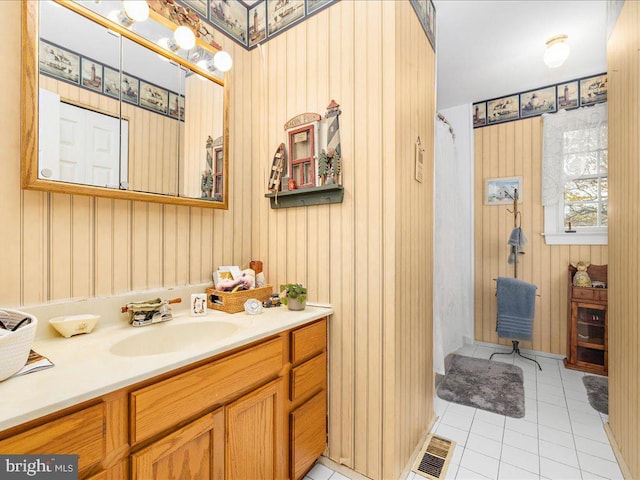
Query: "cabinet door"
226 378 284 480
131 409 224 480
290 390 327 480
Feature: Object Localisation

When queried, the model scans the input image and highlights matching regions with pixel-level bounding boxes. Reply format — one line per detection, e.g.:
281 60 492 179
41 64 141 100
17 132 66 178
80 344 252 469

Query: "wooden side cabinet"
564 264 608 375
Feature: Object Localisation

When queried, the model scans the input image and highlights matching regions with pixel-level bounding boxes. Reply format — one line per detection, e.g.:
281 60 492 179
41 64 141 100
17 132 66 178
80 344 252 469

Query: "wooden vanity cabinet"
0 317 328 480
289 320 328 480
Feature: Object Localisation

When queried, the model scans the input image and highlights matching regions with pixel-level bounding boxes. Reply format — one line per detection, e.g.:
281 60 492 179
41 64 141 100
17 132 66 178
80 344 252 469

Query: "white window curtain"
541 103 608 206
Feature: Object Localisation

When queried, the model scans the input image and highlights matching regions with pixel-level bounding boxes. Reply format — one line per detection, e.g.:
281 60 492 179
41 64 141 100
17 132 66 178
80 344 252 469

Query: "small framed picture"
580 74 608 106
520 85 556 118
191 293 207 316
473 102 487 127
485 176 523 205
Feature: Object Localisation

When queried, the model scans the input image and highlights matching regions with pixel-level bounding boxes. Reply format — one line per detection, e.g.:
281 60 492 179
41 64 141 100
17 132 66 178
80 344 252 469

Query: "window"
288 125 316 188
542 103 607 245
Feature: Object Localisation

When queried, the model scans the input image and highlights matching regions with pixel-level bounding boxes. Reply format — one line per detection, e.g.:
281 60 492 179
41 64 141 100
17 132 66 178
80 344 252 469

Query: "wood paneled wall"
40 75 181 195
249 1 435 478
389 1 436 477
0 0 252 305
607 2 640 476
474 119 608 355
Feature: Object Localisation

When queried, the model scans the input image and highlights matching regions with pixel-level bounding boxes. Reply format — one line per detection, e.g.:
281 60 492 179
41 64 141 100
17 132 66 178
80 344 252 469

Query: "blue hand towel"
496 276 536 341
508 227 527 249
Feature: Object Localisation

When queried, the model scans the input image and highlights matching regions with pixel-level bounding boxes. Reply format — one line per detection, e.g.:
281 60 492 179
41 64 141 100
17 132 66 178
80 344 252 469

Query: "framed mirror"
22 0 229 209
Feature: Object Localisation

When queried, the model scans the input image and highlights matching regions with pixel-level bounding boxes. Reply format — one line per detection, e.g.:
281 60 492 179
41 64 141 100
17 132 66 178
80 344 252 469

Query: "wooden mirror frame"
21 0 230 209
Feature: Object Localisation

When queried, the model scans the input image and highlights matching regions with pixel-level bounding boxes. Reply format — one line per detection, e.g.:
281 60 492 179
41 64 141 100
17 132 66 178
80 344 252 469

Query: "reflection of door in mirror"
39 88 128 188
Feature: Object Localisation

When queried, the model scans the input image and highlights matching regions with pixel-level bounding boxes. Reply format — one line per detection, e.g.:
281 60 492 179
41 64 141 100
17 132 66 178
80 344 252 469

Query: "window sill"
543 231 608 245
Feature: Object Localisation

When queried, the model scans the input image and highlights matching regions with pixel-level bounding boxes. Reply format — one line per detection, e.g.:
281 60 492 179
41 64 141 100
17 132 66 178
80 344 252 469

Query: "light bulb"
544 35 570 69
196 59 210 70
123 0 149 22
157 37 179 53
174 26 196 50
213 50 232 72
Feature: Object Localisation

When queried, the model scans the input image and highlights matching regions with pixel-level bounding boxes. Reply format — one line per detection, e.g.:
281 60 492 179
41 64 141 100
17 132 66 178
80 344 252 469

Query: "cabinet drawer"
291 352 326 403
595 289 607 302
0 403 105 477
131 337 283 444
290 390 327 480
572 287 596 301
291 318 326 365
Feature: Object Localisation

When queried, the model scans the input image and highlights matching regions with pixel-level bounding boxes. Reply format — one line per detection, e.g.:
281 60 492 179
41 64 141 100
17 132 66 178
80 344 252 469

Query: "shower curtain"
433 112 473 375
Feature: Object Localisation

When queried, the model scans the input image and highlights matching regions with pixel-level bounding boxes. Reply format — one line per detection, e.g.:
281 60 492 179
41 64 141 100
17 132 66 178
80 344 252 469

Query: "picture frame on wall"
210 0 248 45
473 102 487 127
180 0 207 18
249 2 267 47
557 80 579 110
520 85 556 118
39 40 80 84
81 57 103 93
580 74 608 106
484 176 523 205
140 81 168 114
487 94 519 125
268 0 305 36
306 0 334 15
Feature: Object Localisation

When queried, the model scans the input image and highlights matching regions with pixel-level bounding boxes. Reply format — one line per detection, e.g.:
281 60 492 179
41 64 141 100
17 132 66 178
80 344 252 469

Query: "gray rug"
583 375 608 414
437 354 525 418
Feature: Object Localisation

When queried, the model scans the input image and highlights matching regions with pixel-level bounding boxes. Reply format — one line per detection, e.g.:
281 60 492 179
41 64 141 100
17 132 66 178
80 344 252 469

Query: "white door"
39 88 128 188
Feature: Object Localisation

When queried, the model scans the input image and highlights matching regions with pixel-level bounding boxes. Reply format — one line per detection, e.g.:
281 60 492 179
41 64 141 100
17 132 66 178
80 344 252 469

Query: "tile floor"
416 344 622 480
307 343 623 480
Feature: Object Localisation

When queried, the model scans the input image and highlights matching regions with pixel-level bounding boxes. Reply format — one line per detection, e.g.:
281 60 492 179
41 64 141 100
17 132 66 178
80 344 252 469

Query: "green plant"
279 283 307 305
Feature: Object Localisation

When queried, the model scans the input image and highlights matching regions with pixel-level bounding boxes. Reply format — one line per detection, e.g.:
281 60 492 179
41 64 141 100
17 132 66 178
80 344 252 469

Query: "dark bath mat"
437 354 525 418
583 375 608 414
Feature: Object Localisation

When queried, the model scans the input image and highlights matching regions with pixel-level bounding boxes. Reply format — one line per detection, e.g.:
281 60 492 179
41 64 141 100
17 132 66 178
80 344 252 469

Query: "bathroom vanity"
0 305 329 480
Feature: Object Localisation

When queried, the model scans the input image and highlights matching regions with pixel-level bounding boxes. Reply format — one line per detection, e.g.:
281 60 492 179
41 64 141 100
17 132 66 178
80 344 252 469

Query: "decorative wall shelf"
265 184 344 209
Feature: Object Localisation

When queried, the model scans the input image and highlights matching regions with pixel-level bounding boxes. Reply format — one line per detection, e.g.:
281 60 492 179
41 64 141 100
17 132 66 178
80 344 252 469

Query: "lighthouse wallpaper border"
472 72 607 129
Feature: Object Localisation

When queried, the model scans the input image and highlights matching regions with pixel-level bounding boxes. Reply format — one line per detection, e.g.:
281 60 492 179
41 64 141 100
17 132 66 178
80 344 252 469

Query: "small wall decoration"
580 74 608 106
415 136 425 183
520 85 556 118
210 0 248 45
409 0 436 51
140 81 169 115
285 112 321 188
268 0 305 36
307 0 333 15
485 176 523 205
81 58 102 93
557 81 579 110
182 0 208 18
487 95 519 125
249 2 267 47
39 40 79 84
268 143 286 192
473 102 487 127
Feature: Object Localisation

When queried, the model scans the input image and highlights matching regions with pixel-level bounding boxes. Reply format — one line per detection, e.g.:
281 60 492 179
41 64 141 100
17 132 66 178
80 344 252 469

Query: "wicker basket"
0 309 38 381
206 285 273 314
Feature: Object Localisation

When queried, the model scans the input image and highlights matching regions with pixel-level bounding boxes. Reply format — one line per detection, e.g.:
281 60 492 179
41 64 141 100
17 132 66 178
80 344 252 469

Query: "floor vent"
411 434 456 480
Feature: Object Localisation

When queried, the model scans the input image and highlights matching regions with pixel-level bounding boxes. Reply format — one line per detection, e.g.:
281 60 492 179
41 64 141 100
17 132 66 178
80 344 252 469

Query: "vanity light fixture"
109 0 149 28
158 36 180 53
213 51 233 73
174 25 196 50
544 34 570 68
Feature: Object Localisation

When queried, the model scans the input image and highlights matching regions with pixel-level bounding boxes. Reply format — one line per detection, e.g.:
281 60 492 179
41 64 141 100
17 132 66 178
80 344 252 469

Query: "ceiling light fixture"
174 26 196 50
544 34 570 69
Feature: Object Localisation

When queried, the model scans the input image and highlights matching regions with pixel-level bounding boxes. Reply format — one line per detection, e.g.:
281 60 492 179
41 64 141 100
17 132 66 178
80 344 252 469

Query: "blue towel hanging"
496 276 536 341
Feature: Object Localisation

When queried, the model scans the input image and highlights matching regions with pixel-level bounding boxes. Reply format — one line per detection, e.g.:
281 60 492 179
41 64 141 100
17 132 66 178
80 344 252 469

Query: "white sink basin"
109 321 239 356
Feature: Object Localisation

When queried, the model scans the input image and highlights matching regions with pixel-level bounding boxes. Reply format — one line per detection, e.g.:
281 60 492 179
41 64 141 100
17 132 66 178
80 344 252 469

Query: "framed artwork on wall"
487 95 519 125
484 176 523 205
520 85 556 118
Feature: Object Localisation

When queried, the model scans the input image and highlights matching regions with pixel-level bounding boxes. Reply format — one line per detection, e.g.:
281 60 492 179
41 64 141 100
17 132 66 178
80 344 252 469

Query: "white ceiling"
434 0 608 110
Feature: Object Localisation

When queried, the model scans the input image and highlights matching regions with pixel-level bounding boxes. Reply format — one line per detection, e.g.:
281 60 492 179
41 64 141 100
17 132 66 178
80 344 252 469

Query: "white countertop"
0 304 332 432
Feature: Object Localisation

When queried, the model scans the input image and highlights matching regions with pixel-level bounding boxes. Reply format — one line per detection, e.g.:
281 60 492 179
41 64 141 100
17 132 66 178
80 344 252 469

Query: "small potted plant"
280 283 307 311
